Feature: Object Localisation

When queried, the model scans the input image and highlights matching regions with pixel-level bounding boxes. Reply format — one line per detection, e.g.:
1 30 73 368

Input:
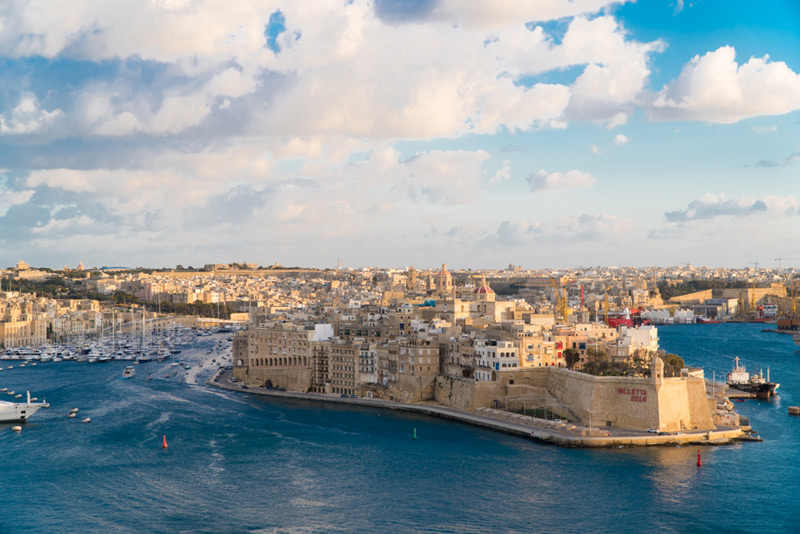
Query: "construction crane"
775 257 798 272
549 276 571 324
561 278 571 324
549 276 560 324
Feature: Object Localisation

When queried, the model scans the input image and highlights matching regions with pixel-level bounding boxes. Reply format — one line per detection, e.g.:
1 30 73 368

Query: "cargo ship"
727 357 779 399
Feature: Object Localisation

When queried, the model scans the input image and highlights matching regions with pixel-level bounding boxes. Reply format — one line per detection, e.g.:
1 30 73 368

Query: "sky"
1 0 799 271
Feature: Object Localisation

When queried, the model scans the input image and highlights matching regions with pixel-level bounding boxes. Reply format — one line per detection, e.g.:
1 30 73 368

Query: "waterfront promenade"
208 368 743 448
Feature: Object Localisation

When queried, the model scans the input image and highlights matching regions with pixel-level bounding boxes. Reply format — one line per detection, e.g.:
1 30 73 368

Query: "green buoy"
413 428 417 440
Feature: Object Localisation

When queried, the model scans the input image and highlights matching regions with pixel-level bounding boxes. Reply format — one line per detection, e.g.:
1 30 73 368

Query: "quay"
209 368 744 448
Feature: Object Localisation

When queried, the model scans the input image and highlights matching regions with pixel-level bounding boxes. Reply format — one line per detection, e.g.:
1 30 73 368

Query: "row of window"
252 356 308 367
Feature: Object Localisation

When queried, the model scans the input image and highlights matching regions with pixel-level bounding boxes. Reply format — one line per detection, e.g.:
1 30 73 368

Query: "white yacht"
122 366 136 379
0 392 49 423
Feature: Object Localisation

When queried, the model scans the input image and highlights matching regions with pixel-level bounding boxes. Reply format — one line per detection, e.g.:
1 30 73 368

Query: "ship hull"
0 402 42 423
729 382 780 399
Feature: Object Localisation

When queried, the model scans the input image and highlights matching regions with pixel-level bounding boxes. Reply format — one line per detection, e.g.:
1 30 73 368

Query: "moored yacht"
0 391 49 423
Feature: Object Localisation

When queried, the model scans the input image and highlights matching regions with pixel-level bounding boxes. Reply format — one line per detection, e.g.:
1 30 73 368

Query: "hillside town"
2 260 797 437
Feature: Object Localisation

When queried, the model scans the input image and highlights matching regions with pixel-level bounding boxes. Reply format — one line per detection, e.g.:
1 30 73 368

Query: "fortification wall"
546 370 660 430
542 368 716 432
246 368 312 392
656 378 694 431
434 375 506 411
684 377 715 429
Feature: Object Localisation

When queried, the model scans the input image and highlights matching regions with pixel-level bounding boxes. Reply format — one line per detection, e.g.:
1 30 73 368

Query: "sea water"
1 325 799 533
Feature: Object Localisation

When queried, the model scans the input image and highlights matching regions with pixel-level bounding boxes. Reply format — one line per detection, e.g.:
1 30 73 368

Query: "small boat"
70 408 79 413
81 417 91 423
121 366 136 379
67 413 76 418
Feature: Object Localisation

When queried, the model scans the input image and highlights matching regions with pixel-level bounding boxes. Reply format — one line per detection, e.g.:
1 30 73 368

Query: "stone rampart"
245 367 312 392
436 364 715 432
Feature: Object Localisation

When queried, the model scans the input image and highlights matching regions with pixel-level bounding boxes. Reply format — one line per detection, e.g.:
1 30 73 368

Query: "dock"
727 389 757 399
788 406 800 416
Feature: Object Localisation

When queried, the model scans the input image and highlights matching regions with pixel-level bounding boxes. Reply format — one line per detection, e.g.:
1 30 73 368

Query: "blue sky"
0 0 799 270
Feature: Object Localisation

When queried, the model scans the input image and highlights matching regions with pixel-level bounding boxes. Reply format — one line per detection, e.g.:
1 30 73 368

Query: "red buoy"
696 449 701 467
162 435 168 449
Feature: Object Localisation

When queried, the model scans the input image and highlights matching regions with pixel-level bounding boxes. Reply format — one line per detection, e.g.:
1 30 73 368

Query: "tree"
563 348 581 370
664 353 685 377
585 347 606 364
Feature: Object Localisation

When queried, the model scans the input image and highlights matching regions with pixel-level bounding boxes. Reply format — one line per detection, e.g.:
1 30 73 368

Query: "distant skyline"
1 0 799 271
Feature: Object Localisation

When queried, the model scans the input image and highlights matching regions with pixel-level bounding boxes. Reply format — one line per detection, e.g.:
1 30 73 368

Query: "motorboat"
0 391 49 423
122 366 136 379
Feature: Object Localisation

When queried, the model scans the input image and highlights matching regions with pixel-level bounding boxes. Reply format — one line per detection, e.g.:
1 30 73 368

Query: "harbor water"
1 324 799 533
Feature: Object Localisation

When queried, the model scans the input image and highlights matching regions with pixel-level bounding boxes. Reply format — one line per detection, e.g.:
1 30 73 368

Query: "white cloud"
399 150 492 204
428 1 631 29
0 189 35 216
0 93 63 134
528 169 596 191
562 17 664 123
614 134 628 145
663 193 799 223
606 112 628 129
489 161 512 184
588 144 601 155
31 215 95 235
751 125 778 133
0 2 667 141
490 213 632 246
651 46 800 123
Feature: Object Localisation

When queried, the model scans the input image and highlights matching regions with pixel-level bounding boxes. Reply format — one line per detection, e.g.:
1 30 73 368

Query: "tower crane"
775 257 798 273
561 278 571 324
549 276 560 324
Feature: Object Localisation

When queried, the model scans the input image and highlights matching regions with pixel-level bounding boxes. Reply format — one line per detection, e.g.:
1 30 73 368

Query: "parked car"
647 428 658 433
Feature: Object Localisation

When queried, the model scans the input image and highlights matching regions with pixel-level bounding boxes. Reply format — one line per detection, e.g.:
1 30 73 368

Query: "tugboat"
727 357 779 399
